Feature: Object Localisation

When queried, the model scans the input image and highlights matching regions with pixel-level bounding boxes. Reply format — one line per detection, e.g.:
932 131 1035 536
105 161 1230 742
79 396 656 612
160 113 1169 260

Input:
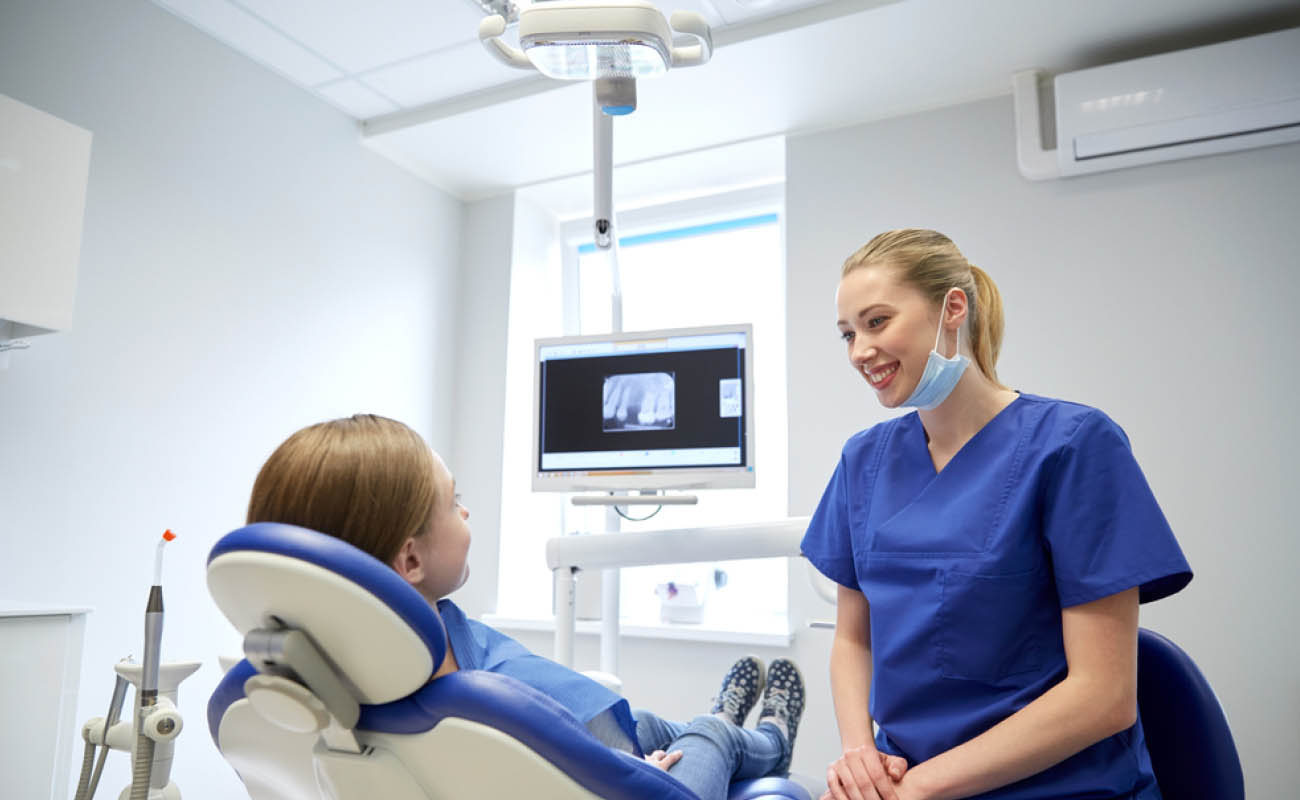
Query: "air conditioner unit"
1013 27 1300 180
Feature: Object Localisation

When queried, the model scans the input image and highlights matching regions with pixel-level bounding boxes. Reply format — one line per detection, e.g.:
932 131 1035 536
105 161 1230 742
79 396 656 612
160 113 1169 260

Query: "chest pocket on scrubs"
937 567 1050 683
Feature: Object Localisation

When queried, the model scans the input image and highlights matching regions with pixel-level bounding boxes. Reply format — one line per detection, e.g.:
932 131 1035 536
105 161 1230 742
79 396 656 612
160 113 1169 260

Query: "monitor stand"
563 490 698 677
570 491 698 506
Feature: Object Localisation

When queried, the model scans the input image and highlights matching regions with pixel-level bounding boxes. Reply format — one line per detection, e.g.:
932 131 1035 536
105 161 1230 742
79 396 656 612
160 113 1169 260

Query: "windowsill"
482 612 794 647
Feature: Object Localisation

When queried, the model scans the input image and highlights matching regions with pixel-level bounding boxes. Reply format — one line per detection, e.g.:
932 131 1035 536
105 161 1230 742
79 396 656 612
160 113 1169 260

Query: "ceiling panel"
517 135 785 220
316 79 402 117
157 0 343 85
707 0 834 27
364 81 594 196
234 0 486 74
362 39 523 107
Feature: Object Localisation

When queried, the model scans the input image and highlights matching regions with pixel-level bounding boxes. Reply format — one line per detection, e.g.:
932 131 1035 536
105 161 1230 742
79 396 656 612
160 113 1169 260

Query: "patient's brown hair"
247 414 438 564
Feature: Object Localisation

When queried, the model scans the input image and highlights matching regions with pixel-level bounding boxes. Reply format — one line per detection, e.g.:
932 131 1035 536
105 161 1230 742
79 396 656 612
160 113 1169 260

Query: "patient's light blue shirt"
801 394 1192 800
436 599 640 754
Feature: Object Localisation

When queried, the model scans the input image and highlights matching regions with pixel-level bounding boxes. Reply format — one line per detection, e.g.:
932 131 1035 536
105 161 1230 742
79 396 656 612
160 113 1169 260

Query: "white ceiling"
154 0 1300 204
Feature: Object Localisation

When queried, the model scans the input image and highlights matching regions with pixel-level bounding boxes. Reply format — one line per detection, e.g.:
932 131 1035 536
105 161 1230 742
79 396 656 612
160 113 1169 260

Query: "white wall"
786 95 1300 797
0 0 462 796
443 193 517 617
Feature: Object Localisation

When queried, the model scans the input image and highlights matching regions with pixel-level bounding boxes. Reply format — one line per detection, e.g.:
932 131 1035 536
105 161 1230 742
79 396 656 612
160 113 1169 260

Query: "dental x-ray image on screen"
533 323 754 491
603 372 676 431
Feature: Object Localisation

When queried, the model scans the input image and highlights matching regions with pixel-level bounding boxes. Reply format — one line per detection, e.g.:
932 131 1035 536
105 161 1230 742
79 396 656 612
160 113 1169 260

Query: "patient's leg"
663 714 787 800
633 709 787 800
633 708 687 754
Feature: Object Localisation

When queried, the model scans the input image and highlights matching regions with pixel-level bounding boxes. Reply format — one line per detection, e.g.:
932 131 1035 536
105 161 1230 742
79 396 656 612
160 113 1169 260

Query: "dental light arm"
593 95 615 251
477 15 531 69
669 11 712 67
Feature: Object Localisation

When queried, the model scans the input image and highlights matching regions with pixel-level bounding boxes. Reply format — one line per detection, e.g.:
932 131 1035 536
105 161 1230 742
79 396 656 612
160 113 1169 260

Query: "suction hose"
74 667 130 800
87 671 131 800
128 734 156 800
73 740 95 800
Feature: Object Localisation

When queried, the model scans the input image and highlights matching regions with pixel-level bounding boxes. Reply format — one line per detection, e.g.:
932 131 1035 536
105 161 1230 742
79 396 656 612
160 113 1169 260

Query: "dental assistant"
801 229 1192 800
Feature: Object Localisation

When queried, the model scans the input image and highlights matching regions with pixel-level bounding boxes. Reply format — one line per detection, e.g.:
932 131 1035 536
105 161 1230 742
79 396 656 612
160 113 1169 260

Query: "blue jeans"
634 709 791 800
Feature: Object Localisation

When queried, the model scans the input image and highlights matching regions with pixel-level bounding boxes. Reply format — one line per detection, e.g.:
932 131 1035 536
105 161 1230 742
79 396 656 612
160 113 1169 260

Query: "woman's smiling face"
836 266 944 408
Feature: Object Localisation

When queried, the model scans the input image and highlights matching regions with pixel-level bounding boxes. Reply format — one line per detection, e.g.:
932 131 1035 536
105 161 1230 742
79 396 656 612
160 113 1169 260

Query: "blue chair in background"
206 523 811 800
1137 628 1244 800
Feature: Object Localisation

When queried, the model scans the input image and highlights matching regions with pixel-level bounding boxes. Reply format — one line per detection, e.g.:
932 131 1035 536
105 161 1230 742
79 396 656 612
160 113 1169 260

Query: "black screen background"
539 347 746 469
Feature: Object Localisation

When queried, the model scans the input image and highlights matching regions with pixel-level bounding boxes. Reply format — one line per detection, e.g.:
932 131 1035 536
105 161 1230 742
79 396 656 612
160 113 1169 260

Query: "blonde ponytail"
967 264 1005 387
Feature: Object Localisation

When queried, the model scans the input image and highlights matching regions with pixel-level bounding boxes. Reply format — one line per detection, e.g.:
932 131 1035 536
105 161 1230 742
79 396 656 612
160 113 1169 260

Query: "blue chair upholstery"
207 523 810 800
1137 628 1244 800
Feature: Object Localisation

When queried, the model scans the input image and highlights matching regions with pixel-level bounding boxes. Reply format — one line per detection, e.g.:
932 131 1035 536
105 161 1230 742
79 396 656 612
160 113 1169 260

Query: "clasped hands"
823 744 914 800
643 742 913 798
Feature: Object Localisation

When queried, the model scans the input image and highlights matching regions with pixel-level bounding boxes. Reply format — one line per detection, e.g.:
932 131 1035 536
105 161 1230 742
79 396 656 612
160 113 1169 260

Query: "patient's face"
412 452 472 601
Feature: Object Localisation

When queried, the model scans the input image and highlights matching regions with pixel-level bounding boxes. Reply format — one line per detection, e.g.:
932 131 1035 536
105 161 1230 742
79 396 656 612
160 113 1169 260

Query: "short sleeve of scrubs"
1042 409 1192 607
802 451 862 589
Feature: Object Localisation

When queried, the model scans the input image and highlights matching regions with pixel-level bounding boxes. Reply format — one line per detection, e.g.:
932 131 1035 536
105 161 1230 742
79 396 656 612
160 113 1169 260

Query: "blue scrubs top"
436 599 641 753
801 394 1191 800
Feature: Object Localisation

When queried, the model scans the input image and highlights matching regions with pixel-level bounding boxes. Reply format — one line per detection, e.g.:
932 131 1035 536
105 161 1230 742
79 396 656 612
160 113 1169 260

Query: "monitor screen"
533 324 754 492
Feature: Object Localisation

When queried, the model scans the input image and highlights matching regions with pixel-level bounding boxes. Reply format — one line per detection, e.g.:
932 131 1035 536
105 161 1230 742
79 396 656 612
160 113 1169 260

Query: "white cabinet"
0 93 93 340
0 607 91 800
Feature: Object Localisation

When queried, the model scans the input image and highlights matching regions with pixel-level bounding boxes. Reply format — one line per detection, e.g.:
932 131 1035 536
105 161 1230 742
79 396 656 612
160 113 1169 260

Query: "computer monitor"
533 323 755 492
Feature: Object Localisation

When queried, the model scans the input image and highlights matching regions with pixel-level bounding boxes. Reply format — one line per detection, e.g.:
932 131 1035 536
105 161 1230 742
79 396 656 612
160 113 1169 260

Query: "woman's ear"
944 287 969 329
390 537 425 587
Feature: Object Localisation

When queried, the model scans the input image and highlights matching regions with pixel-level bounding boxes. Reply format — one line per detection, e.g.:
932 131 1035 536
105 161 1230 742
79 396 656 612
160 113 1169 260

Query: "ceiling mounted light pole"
479 0 713 269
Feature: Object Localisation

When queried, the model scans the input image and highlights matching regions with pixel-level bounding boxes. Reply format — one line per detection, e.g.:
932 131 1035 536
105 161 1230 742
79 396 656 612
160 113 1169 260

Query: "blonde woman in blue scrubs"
801 229 1192 800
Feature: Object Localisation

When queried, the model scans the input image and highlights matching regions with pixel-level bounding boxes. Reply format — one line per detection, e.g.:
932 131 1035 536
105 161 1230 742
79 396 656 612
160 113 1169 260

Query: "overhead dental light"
479 0 712 113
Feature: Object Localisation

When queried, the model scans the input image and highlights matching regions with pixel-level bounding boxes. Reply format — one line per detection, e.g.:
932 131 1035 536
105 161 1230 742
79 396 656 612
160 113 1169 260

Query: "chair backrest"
208 523 813 800
1137 628 1244 800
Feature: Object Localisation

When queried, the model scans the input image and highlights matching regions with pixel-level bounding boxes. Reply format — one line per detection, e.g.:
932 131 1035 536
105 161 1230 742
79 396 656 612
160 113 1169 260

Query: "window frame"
493 182 791 640
558 183 787 338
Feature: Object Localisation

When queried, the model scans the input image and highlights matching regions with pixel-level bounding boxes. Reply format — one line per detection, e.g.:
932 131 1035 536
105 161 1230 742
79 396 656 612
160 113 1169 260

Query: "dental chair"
1136 628 1244 800
206 523 811 800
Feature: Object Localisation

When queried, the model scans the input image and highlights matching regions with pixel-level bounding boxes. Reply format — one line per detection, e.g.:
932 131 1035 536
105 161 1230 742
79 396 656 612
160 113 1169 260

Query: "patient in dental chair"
246 413 804 800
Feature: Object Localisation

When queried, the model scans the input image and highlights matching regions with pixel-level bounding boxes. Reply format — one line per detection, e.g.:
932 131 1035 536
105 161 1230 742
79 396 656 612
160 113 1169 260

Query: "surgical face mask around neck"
902 297 970 411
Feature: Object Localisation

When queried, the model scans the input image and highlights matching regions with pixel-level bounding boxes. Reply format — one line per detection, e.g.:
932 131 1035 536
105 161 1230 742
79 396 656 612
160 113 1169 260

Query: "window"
496 186 788 636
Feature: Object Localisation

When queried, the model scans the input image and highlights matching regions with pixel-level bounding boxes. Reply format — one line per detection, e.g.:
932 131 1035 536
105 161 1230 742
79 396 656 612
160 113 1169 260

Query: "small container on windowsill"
654 581 706 624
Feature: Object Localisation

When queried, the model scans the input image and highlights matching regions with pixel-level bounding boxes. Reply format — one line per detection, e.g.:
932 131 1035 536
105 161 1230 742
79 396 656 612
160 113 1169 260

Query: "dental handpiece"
142 531 173 704
130 530 174 800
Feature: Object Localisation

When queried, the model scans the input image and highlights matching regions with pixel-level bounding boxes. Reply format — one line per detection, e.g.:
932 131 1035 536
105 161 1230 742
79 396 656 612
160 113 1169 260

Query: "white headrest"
208 551 434 704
